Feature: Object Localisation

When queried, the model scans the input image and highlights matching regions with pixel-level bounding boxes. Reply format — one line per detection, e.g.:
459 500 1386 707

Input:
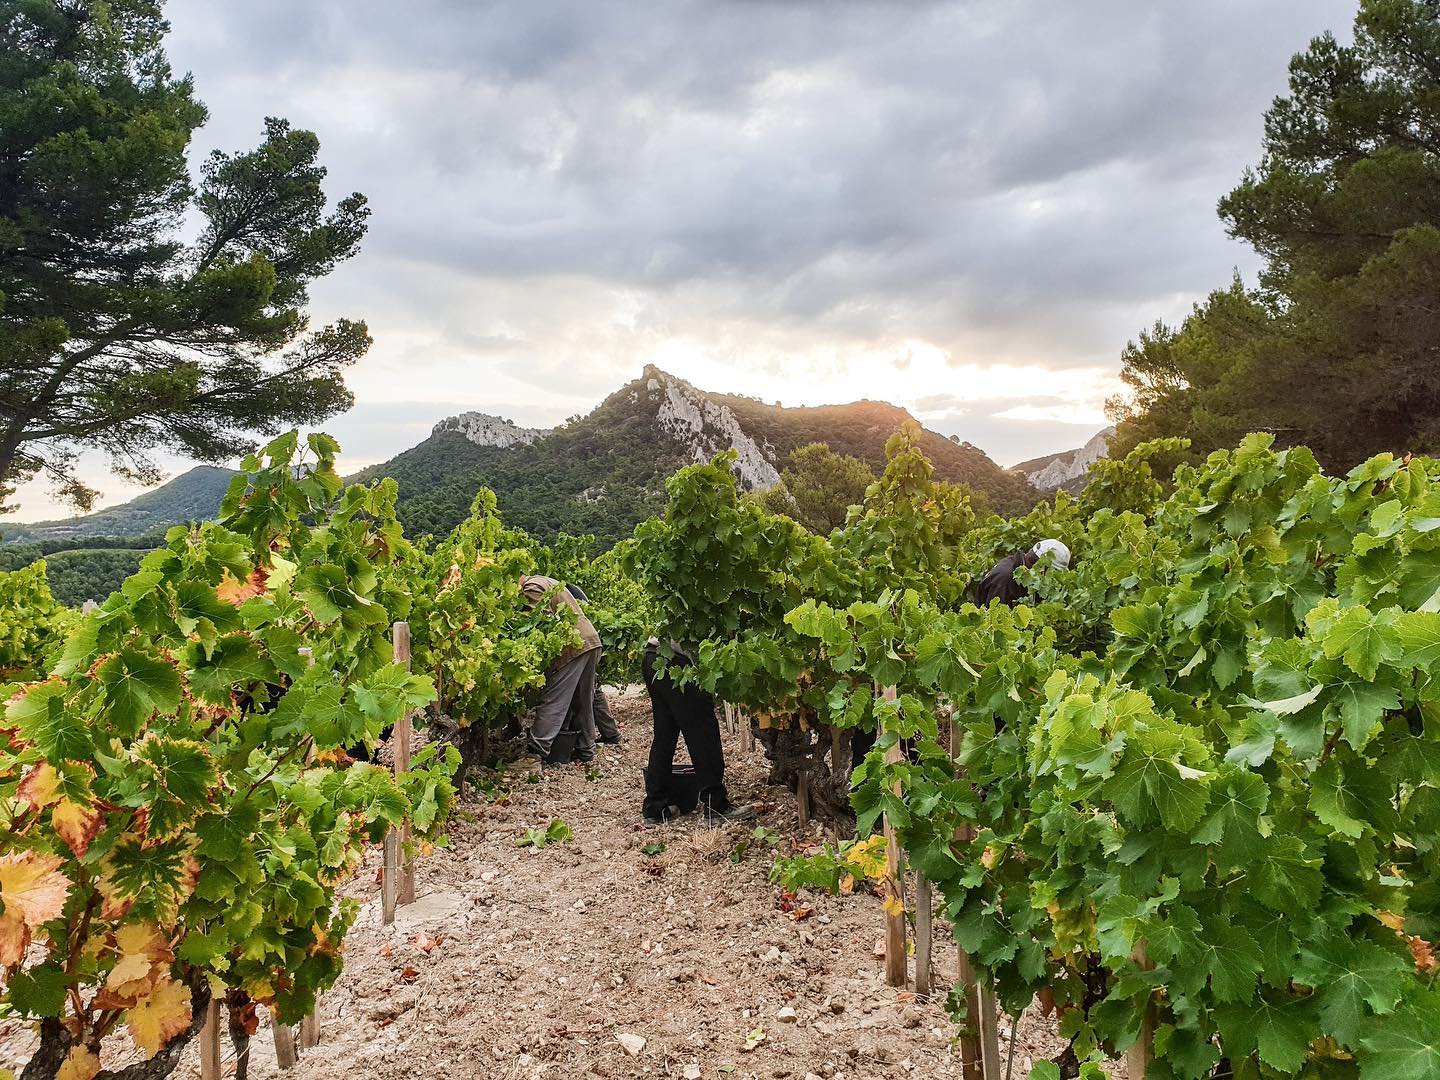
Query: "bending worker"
564 582 621 744
641 637 756 825
973 538 1071 607
520 574 601 764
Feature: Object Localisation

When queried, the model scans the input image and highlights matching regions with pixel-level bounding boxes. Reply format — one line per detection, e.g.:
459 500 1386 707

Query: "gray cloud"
12 1 1359 517
170 0 1352 353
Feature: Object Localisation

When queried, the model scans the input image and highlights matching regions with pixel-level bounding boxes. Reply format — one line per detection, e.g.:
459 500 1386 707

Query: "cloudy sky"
15 0 1357 519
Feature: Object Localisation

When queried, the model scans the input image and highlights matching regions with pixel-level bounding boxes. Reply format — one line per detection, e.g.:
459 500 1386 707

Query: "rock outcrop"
1015 427 1115 492
639 365 781 490
433 413 549 448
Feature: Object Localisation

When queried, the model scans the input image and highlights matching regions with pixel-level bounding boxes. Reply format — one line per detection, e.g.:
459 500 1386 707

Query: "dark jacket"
973 552 1030 607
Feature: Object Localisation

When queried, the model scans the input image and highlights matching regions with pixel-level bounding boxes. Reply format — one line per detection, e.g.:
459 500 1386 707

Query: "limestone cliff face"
1017 427 1115 491
635 365 781 491
433 413 549 448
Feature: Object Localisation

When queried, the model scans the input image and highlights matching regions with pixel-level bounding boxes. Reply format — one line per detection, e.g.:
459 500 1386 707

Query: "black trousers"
641 644 729 815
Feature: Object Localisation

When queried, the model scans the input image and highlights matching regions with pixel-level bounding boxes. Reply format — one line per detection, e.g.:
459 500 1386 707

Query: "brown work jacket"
519 574 602 668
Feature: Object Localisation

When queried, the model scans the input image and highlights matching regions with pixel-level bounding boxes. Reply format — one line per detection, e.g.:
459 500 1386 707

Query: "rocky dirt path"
53 689 1091 1080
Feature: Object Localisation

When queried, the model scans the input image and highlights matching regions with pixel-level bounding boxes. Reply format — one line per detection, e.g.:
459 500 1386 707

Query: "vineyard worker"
564 583 621 745
973 538 1070 607
520 574 602 764
642 637 757 825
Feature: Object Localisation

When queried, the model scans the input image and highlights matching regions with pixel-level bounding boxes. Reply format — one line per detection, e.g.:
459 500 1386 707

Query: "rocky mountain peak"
1017 426 1115 491
433 412 549 449
631 366 780 490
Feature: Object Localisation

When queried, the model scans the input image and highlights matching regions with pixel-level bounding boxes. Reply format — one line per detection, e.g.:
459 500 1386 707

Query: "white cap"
1032 539 1070 570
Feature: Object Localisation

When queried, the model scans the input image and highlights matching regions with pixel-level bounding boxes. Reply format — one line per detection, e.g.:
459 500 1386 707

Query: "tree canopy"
757 443 877 535
1109 0 1440 470
0 0 370 513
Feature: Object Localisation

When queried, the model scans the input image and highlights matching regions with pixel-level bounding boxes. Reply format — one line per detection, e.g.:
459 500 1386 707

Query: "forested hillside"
357 367 1036 544
1 467 237 544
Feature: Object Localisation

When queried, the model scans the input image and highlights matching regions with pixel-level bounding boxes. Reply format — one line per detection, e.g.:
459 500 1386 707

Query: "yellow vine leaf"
16 763 61 810
882 894 905 918
106 922 172 996
0 852 70 928
54 1046 99 1080
216 567 268 606
126 975 191 1057
0 914 26 967
843 834 888 880
18 763 104 858
51 798 105 859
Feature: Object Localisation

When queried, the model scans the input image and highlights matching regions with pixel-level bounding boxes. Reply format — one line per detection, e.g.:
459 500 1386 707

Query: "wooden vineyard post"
299 1009 321 1050
948 719 998 1080
880 685 908 988
198 998 222 1080
394 622 416 905
978 990 1003 1079
272 1012 298 1070
292 645 324 1052
383 621 416 924
381 828 400 924
795 734 811 831
1125 943 1155 1079
914 872 933 997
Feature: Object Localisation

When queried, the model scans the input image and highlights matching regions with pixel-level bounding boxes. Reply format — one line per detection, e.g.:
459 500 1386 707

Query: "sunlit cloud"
7 0 1357 519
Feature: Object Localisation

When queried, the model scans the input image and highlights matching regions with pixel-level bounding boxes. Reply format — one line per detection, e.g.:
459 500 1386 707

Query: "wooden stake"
272 1015 297 1070
292 646 324 1047
915 872 933 998
199 999 222 1080
393 621 415 905
796 768 810 832
954 948 985 1080
977 985 1003 1078
880 686 907 988
381 827 399 925
948 720 986 1079
1124 942 1155 1079
299 1009 320 1050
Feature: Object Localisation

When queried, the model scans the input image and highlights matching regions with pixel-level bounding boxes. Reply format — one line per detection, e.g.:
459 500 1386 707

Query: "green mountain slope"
2 466 238 544
358 367 1037 546
3 368 1039 556
713 394 1037 511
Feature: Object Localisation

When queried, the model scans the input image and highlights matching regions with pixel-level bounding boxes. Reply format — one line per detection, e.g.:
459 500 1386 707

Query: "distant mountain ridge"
3 368 1042 548
2 466 238 544
1014 426 1114 492
356 365 1038 544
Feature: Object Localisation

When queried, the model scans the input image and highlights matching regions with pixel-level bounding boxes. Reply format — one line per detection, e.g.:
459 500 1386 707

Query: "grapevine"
0 433 459 1080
